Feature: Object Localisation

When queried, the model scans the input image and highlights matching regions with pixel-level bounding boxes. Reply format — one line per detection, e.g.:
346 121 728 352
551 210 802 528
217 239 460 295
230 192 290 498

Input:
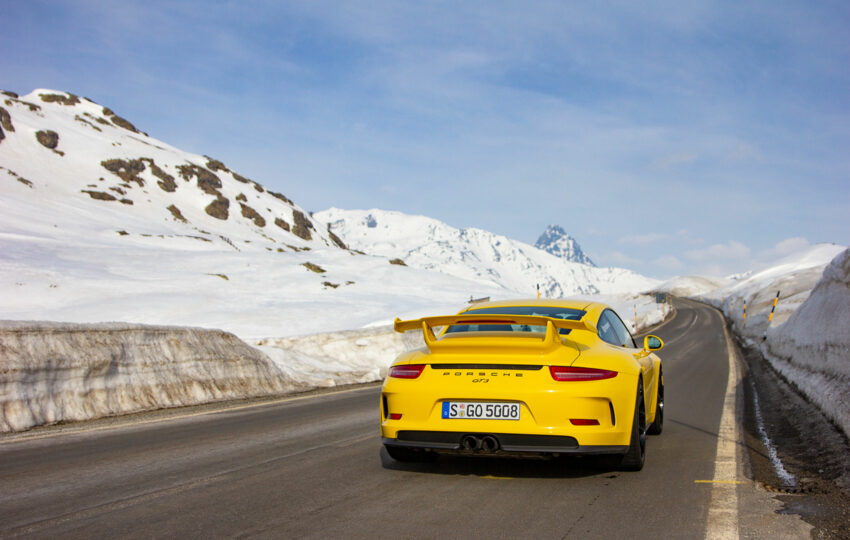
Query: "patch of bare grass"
39 93 81 106
327 227 347 249
205 196 230 220
102 106 140 133
177 163 221 195
0 106 14 132
240 203 266 227
101 158 145 187
142 158 175 192
167 204 188 223
269 190 292 205
35 130 59 149
81 190 117 201
205 157 230 173
2 167 33 188
291 210 315 241
302 262 326 273
389 258 407 266
74 114 102 132
84 111 110 126
275 218 291 231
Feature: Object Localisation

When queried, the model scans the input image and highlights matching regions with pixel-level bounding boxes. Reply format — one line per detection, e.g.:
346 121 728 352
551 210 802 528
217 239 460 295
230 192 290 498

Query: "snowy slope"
315 208 659 297
0 89 509 339
535 224 595 266
0 89 340 253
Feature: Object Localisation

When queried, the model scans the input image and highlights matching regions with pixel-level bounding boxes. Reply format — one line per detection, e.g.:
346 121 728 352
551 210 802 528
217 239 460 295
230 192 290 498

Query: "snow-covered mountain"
314 208 660 296
0 89 511 337
0 89 342 252
535 224 595 266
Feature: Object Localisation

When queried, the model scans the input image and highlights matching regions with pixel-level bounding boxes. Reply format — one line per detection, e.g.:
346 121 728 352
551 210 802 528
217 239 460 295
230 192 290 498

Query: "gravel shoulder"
738 335 850 538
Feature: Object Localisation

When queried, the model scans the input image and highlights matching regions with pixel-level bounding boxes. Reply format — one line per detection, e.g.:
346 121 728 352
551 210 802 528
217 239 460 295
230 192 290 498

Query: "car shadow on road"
379 447 623 479
666 417 771 462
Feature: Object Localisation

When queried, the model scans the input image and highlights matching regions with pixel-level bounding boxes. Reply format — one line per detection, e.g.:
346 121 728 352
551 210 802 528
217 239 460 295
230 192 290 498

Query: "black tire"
619 381 646 471
384 445 438 463
647 374 663 435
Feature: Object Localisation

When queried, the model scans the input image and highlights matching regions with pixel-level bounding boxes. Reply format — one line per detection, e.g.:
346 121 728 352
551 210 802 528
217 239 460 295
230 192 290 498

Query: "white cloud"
653 255 684 270
685 241 751 262
753 237 811 267
619 232 670 245
599 251 640 266
773 237 810 256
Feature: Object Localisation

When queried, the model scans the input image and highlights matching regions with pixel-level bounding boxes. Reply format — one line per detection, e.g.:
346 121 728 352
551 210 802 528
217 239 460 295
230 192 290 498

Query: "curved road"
0 299 806 538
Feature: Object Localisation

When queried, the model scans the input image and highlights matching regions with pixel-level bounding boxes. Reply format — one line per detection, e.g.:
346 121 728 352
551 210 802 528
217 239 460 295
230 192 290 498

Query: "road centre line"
704 309 742 540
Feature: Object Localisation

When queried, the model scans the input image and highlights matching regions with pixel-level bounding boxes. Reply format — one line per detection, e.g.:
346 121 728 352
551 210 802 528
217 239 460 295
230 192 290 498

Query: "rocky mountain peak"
534 224 595 267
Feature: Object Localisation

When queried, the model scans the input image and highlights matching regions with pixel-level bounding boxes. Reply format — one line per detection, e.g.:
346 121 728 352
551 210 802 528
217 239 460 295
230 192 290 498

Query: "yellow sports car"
380 299 664 470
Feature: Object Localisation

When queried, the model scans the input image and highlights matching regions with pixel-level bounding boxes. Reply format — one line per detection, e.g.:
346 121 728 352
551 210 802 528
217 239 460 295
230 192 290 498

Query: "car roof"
460 298 609 317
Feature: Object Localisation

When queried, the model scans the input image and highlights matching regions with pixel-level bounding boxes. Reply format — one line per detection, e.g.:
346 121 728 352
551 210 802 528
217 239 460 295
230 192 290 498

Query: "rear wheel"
619 381 646 471
647 373 664 435
384 445 438 463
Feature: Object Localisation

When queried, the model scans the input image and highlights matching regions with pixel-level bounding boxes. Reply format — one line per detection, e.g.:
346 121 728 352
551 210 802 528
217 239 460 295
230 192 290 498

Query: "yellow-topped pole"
768 291 780 323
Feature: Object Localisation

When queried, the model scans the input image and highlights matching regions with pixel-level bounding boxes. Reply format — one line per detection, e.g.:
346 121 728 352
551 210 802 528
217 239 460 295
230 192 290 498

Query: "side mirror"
644 335 664 352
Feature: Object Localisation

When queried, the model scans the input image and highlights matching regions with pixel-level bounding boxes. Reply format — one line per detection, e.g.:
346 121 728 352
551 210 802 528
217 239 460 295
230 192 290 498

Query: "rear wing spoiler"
393 314 597 351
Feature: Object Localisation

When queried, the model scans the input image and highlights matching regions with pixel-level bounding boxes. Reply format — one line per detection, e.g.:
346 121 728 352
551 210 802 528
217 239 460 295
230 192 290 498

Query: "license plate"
441 402 520 420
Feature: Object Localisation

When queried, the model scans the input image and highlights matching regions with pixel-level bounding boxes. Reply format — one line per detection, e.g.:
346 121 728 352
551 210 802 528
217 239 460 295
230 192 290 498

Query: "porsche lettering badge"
442 371 523 377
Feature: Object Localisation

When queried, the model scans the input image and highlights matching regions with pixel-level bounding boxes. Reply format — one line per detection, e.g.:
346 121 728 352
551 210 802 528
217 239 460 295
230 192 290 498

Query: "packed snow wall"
694 247 850 440
763 249 850 439
0 322 302 432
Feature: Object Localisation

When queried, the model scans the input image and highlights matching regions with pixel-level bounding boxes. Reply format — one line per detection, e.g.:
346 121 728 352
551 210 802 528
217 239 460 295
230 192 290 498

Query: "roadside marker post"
768 291 780 323
537 284 540 299
743 302 747 326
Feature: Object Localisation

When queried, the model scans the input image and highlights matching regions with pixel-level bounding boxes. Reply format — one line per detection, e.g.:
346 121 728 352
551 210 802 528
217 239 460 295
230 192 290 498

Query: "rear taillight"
549 366 617 381
389 364 426 379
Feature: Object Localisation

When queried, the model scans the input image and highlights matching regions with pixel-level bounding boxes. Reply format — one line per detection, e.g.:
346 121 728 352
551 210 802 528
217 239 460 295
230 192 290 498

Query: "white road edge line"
705 310 742 539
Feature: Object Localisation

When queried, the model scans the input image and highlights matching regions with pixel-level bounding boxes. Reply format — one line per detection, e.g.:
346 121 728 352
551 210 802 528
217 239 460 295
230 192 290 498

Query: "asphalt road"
0 299 804 538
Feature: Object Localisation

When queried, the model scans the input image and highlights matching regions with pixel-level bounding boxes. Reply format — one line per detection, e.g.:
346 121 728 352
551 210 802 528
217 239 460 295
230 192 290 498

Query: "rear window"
445 306 587 335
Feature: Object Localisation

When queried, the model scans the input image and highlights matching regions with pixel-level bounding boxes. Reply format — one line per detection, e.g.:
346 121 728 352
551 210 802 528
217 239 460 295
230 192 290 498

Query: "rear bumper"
383 430 629 456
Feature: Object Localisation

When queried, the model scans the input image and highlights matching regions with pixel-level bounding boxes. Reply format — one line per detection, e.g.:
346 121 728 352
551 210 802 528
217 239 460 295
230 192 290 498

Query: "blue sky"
3 1 848 278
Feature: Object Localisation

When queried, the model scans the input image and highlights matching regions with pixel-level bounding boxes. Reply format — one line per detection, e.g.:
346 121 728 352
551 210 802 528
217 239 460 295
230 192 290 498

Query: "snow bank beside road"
659 244 850 439
0 322 302 432
253 326 418 388
0 294 667 432
254 293 668 390
764 249 850 438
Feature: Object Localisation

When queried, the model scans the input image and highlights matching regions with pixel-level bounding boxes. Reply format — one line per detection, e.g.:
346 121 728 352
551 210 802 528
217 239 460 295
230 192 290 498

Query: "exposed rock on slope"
0 321 302 433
